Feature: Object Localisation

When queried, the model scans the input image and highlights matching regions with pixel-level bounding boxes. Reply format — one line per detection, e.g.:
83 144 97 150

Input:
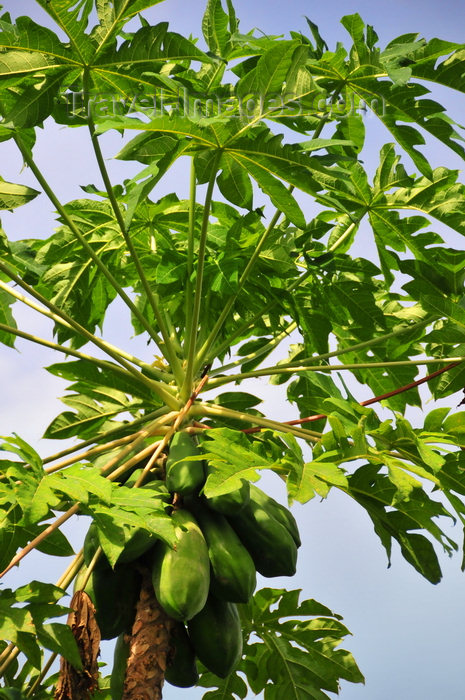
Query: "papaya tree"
1 0 465 698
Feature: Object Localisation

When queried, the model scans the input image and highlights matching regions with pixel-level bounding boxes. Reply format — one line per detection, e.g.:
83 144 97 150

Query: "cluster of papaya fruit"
75 431 300 691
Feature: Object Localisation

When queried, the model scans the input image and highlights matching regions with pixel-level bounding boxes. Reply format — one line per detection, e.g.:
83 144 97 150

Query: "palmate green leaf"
236 39 301 99
0 689 28 699
36 623 82 670
344 463 455 582
0 177 39 210
46 359 154 402
217 155 253 209
289 458 348 504
46 464 113 505
34 0 95 61
0 288 16 347
306 30 465 174
410 38 465 93
0 599 40 669
428 357 465 403
0 584 80 670
89 495 175 565
0 70 68 129
236 588 363 699
202 0 233 58
199 428 275 497
1 434 42 477
43 387 144 440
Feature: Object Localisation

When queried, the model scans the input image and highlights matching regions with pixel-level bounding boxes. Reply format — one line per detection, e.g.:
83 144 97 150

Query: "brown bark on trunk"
122 567 175 700
54 591 101 700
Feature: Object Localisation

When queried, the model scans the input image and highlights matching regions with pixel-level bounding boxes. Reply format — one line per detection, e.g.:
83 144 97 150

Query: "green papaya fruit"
204 478 250 516
92 563 140 639
228 500 298 578
165 621 199 688
188 500 256 603
166 432 205 495
110 632 130 700
249 483 301 547
116 527 158 565
151 509 210 621
187 595 242 678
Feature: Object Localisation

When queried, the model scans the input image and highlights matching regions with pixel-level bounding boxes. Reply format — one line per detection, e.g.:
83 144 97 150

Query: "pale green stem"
86 103 184 385
26 653 57 697
0 278 172 381
207 356 464 389
0 504 81 579
0 261 179 407
209 321 298 377
185 158 197 346
193 402 322 442
0 643 15 666
42 407 170 464
207 87 342 363
14 134 163 349
299 317 434 367
44 433 138 474
196 195 291 370
0 321 152 389
99 412 177 478
328 218 360 253
217 315 433 380
161 307 183 356
0 646 20 675
182 152 221 400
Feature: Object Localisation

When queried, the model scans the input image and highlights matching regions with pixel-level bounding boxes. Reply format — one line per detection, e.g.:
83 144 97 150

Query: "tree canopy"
0 1 465 698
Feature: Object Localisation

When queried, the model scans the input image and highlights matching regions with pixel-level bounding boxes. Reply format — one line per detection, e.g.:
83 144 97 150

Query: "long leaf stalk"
211 315 431 380
13 134 164 350
181 153 221 401
206 356 464 388
0 644 15 667
206 87 350 364
133 372 210 487
0 277 172 382
194 402 322 442
0 321 155 389
105 439 164 483
328 217 361 253
26 652 58 698
42 406 170 465
243 361 463 433
297 317 434 367
0 504 80 580
85 101 185 386
0 647 20 676
99 411 178 479
44 433 141 474
184 158 197 352
209 321 298 377
0 260 179 407
196 194 292 370
56 549 85 590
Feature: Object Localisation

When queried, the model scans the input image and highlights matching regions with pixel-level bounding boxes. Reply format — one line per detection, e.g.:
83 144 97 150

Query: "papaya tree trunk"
122 568 175 700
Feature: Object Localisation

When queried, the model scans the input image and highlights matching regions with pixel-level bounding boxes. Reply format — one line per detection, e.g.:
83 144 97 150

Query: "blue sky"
1 1 465 698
